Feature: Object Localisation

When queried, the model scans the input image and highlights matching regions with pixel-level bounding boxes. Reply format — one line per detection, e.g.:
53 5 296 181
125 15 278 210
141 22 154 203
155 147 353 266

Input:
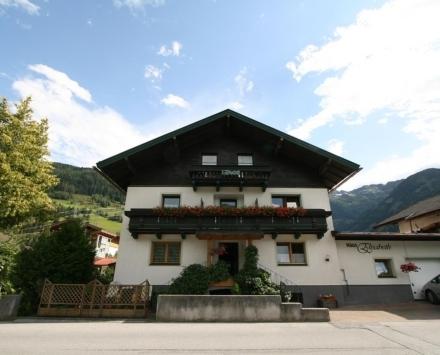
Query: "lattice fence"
38 279 151 318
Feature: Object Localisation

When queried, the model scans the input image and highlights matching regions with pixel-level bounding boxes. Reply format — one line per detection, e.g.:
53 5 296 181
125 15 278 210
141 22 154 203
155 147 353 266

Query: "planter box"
317 299 338 309
209 278 235 288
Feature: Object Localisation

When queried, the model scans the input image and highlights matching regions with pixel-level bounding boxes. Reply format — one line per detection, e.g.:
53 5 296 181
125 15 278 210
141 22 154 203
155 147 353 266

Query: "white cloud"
286 0 440 189
0 0 39 15
161 94 190 109
144 65 163 82
28 64 92 102
113 0 164 11
234 67 254 96
157 41 182 57
327 139 344 156
12 64 146 167
230 101 243 110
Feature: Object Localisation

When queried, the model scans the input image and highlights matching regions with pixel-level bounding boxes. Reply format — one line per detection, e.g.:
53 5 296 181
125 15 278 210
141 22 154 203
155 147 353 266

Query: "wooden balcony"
124 208 330 239
189 165 271 191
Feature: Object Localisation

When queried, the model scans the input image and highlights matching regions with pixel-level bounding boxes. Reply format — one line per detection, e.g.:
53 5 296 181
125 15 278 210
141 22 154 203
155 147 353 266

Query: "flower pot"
209 278 235 288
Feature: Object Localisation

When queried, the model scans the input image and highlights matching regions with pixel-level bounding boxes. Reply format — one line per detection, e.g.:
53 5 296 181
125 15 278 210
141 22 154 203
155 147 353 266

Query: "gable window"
272 195 301 208
151 242 181 265
202 154 217 166
374 259 395 278
276 243 306 265
238 154 253 166
162 195 180 208
220 199 237 208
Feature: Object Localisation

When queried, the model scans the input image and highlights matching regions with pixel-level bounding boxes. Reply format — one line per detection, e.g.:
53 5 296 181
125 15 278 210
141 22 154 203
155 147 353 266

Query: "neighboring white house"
96 109 440 306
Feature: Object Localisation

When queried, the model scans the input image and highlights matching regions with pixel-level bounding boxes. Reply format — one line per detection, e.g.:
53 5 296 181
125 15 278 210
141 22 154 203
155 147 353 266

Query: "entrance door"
408 259 440 299
218 242 239 275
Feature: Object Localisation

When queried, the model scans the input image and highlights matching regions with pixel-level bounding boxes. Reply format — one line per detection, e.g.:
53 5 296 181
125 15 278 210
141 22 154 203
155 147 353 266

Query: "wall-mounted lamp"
325 254 331 262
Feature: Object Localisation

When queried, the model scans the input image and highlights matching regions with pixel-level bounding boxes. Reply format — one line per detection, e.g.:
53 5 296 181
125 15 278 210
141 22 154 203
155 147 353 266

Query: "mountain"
50 162 125 203
331 168 440 231
49 163 125 234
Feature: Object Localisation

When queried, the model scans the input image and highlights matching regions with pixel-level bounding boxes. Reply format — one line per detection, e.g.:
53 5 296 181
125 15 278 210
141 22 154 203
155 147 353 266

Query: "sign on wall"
346 242 391 254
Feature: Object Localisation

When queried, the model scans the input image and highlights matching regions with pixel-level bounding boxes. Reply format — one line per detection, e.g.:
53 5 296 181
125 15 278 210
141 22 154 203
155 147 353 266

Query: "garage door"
408 259 440 299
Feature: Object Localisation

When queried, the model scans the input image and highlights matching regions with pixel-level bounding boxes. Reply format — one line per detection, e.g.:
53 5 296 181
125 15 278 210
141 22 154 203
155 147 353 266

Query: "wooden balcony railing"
189 165 271 191
125 208 330 239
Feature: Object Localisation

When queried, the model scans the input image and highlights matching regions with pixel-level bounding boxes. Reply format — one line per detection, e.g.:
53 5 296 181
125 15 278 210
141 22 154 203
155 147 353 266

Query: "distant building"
375 195 440 233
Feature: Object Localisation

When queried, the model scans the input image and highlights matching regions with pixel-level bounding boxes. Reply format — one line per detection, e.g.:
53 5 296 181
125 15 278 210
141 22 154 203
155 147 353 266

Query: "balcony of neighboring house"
189 165 272 191
124 207 331 240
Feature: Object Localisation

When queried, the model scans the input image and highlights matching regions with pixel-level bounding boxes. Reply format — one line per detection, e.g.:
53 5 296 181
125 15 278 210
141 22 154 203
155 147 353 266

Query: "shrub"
96 267 114 284
168 264 210 294
207 260 230 283
234 245 279 295
12 219 96 314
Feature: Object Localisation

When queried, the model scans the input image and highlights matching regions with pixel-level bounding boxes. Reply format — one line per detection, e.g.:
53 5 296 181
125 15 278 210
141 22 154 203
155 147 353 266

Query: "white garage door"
408 259 440 299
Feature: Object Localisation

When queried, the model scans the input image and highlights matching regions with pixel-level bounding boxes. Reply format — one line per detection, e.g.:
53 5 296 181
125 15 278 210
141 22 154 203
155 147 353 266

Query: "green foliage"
234 245 279 296
0 239 17 295
0 97 58 229
50 162 125 203
207 260 231 283
96 267 114 285
12 219 96 314
168 264 210 295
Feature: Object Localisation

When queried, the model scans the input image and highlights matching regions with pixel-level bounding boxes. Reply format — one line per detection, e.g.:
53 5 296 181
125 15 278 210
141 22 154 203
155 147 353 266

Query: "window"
202 154 217 166
374 259 394 278
238 154 253 166
276 243 306 265
220 199 237 207
272 195 301 208
151 242 181 265
162 195 180 208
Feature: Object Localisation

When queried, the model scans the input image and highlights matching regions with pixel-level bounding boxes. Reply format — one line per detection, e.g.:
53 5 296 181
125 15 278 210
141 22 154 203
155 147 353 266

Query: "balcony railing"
124 208 330 239
189 165 271 191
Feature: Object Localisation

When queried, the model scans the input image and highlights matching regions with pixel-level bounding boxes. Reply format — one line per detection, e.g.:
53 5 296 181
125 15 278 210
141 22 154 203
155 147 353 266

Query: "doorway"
218 242 239 275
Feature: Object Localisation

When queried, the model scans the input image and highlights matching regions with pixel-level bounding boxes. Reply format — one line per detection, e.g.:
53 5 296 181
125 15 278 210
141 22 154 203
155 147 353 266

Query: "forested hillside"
50 163 125 203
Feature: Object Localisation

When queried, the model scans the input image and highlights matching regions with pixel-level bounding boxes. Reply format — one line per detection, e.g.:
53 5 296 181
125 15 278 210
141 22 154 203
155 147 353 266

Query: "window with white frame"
237 154 253 166
276 243 306 265
202 154 217 166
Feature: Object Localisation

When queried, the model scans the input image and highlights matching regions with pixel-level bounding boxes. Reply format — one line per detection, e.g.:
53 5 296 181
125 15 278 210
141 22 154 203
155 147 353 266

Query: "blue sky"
1 0 439 190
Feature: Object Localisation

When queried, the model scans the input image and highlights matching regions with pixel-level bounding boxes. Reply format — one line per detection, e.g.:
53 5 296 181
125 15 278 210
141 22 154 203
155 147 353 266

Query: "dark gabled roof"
333 231 440 241
375 195 440 228
96 109 361 191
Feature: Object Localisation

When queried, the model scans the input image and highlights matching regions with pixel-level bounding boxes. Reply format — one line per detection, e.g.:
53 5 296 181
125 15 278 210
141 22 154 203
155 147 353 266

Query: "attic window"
202 154 217 166
238 154 253 166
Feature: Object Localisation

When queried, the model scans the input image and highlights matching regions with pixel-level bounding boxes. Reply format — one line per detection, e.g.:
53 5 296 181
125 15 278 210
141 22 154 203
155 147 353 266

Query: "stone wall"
156 295 329 322
0 295 22 321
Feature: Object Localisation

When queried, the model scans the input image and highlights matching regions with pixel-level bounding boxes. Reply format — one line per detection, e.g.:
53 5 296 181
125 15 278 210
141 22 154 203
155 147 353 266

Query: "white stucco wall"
336 240 440 285
114 186 341 285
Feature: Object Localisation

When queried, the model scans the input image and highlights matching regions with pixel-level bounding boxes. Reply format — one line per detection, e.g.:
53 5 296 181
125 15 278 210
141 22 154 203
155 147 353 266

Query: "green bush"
12 219 96 315
168 264 210 294
234 245 279 295
168 261 232 295
207 260 230 283
0 240 17 295
96 267 114 284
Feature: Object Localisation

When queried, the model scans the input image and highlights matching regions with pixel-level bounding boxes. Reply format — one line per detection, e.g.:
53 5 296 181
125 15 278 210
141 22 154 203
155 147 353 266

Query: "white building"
96 110 440 306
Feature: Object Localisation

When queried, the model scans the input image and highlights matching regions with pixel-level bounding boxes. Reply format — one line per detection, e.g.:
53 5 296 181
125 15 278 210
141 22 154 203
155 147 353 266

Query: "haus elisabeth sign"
345 242 391 254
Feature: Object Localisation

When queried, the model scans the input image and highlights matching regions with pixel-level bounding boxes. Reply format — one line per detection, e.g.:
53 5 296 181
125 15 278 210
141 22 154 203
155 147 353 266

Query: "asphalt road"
1 319 440 354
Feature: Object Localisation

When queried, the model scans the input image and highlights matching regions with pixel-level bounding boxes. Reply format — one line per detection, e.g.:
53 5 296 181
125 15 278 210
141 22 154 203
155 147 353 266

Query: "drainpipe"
341 268 350 295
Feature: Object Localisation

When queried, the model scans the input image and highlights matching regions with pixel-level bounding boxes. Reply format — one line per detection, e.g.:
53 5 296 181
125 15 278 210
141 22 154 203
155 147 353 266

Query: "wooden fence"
38 279 151 318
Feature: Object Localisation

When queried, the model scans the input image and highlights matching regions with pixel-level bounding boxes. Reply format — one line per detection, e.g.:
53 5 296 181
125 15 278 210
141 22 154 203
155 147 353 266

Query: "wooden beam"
124 157 136 176
197 232 263 240
273 137 284 156
319 158 332 176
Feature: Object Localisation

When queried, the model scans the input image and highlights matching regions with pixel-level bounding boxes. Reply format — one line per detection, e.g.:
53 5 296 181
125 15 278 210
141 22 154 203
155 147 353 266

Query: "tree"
0 97 58 229
12 219 96 314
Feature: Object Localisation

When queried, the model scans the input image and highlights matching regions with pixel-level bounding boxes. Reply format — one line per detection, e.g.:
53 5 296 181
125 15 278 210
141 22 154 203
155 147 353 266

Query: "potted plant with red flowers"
400 262 420 273
317 294 338 308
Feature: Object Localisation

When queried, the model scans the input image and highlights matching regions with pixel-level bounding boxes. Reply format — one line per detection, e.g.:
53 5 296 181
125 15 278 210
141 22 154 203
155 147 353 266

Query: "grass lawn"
52 194 123 234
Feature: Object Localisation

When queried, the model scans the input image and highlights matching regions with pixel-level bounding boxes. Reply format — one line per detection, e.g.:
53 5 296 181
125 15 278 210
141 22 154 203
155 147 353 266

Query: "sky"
1 0 440 191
